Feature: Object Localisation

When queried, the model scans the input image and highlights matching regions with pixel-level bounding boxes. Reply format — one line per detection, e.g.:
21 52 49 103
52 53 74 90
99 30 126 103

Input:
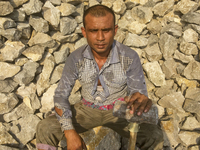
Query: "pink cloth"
37 143 57 150
82 97 125 110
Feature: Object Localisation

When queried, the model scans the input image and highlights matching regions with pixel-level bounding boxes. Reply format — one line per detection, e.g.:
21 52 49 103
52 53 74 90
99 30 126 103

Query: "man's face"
81 13 118 55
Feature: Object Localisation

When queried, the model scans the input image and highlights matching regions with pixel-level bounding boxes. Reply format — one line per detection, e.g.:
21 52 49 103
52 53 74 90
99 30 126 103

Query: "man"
36 4 163 150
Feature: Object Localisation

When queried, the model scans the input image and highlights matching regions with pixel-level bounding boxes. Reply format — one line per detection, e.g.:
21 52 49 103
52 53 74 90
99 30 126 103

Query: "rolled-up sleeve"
54 54 78 131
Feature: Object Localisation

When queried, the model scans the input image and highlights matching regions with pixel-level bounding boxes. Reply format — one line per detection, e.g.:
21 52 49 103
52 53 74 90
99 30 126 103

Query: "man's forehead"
84 13 114 27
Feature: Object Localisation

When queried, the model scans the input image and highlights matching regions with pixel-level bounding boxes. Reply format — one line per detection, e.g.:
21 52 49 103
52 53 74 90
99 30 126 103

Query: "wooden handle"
128 131 137 150
128 123 139 150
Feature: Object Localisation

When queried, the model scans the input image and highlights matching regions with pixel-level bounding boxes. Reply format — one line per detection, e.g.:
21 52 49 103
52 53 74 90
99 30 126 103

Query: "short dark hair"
83 5 115 27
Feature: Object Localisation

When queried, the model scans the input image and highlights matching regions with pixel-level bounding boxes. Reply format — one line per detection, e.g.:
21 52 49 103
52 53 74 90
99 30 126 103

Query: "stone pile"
0 0 200 149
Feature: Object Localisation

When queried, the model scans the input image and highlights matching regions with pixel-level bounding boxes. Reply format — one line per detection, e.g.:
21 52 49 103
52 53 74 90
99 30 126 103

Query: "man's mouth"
96 44 106 49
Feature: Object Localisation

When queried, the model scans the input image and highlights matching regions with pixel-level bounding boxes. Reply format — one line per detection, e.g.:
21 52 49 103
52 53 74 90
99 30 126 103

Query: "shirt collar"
82 40 120 64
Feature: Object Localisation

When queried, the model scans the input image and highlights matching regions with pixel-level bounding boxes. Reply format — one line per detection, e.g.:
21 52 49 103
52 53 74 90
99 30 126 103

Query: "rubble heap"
0 0 200 149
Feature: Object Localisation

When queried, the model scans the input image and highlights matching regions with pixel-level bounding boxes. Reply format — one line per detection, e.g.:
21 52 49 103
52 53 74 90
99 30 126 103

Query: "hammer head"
113 100 158 125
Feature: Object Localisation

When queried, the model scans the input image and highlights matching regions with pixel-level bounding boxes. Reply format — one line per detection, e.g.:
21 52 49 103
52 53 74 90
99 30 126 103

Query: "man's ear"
81 27 86 38
114 25 118 36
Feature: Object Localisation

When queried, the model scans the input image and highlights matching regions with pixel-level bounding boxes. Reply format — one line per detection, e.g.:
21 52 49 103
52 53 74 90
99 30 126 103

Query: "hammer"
113 100 158 150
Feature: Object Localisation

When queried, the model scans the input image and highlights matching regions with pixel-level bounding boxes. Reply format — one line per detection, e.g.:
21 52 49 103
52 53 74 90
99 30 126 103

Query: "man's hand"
64 129 87 150
125 92 152 116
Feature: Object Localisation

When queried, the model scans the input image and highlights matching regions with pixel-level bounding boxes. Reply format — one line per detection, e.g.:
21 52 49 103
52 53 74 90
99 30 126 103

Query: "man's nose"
97 31 105 41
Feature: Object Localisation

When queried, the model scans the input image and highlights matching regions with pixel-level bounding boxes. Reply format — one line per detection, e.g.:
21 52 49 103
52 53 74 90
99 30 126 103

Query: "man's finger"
144 99 152 113
126 93 139 108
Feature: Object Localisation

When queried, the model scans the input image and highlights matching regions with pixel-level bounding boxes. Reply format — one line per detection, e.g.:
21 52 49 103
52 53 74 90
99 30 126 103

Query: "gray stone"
189 146 200 150
15 114 41 145
128 21 146 34
175 0 198 14
174 50 195 64
50 64 64 84
15 57 28 66
181 12 200 25
161 58 177 79
113 0 126 15
0 40 25 62
114 28 126 44
3 102 34 122
22 45 45 62
159 33 177 60
183 28 198 43
50 0 61 5
51 32 79 43
175 76 198 88
118 18 129 31
181 117 200 130
143 61 166 86
152 0 174 16
0 93 19 114
0 123 18 145
161 22 182 37
13 61 39 85
183 99 200 114
155 80 174 98
28 32 56 48
60 17 77 35
80 126 121 150
64 43 75 53
186 24 200 35
29 15 49 33
0 79 18 93
147 34 159 46
48 41 61 53
54 46 70 64
75 3 84 17
185 87 200 101
17 23 31 39
16 83 36 99
42 1 60 28
179 41 198 55
23 93 41 110
0 1 14 16
147 19 162 34
62 0 83 5
8 8 26 22
57 3 76 16
144 43 162 62
0 17 16 29
101 0 114 8
74 38 87 50
22 0 43 15
178 131 200 146
121 10 135 23
75 23 83 34
131 6 153 24
10 0 29 8
0 145 19 150
37 53 55 96
183 61 200 80
145 76 155 92
0 62 21 80
40 84 57 113
124 33 148 48
88 0 100 7
161 117 182 148
158 92 185 112
0 28 22 41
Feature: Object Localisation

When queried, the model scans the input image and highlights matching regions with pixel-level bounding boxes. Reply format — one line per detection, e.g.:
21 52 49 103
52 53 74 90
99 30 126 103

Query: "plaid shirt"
54 40 148 131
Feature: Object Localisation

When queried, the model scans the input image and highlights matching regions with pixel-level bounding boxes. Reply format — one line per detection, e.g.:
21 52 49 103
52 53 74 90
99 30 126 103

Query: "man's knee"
36 115 63 145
